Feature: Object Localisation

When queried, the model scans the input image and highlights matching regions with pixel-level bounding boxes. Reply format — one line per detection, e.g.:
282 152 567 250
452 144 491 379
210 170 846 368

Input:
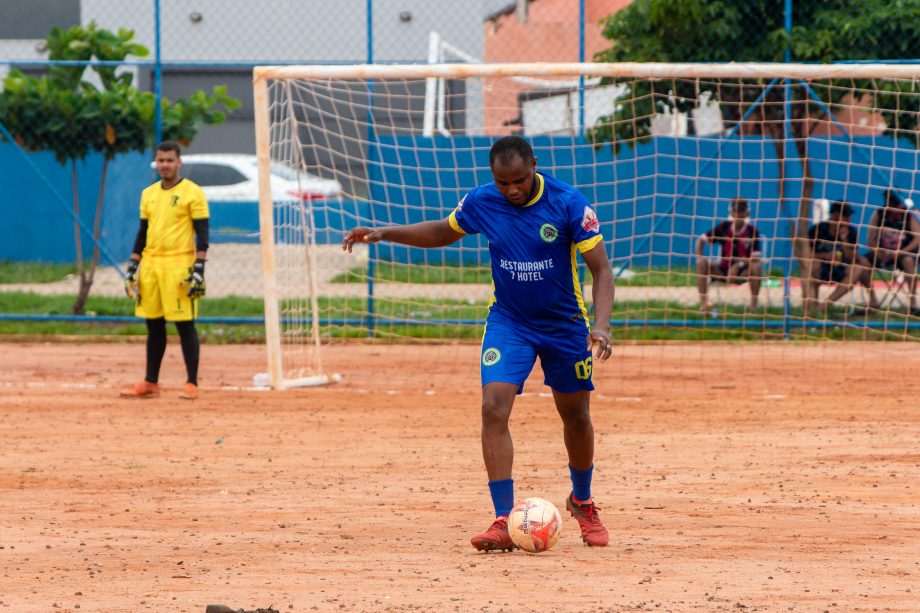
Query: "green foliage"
590 0 920 149
0 21 240 163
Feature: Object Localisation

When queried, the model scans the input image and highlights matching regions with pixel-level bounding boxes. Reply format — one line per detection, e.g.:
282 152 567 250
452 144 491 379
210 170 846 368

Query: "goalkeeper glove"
182 259 206 298
124 259 139 300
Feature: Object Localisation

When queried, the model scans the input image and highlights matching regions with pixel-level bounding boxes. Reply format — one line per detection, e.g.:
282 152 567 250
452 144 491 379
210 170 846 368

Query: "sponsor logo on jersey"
539 223 559 243
482 347 501 366
457 194 466 212
582 206 600 233
170 195 180 208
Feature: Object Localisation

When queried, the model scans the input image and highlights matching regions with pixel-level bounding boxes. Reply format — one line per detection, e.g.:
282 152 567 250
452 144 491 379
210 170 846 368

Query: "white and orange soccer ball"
507 497 563 553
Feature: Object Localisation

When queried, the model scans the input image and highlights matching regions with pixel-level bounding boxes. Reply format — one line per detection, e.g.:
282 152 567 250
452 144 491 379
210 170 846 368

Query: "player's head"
884 188 906 209
489 136 537 207
729 197 749 220
154 140 182 182
829 200 854 223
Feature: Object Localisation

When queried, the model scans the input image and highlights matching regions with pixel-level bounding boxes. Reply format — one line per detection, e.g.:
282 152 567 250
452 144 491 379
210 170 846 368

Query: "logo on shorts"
539 223 558 243
482 347 501 366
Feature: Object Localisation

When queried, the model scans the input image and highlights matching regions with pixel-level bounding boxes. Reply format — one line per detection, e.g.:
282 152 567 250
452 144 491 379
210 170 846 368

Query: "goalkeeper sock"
488 478 514 518
145 318 167 383
569 464 594 503
175 321 200 386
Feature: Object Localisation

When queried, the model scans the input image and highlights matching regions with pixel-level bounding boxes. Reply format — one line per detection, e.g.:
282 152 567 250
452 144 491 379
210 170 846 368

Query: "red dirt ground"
1 341 918 612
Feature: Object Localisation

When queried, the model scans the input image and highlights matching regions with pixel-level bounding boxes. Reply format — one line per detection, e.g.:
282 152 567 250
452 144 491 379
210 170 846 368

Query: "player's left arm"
184 187 210 297
750 227 763 263
582 243 614 362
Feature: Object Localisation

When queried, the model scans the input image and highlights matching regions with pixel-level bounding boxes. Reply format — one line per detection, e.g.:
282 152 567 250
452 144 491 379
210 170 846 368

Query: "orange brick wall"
482 0 631 133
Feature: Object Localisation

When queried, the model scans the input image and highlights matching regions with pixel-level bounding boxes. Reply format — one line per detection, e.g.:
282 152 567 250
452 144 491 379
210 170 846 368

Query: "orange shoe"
179 383 199 400
566 493 609 547
470 516 515 552
119 380 160 398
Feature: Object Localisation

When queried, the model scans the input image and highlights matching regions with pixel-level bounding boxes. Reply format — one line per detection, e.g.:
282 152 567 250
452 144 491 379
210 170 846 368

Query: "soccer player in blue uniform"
343 136 615 550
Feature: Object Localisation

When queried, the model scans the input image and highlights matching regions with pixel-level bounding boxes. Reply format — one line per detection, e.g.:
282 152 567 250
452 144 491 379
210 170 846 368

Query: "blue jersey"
448 172 604 336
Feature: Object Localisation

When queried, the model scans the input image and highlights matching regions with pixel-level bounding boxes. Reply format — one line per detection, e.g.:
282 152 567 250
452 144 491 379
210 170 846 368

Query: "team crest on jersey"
539 223 558 243
170 195 180 208
581 206 600 233
482 347 501 366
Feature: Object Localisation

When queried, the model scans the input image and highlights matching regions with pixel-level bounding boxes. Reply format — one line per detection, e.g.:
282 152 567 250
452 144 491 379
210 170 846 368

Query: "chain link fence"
2 0 920 326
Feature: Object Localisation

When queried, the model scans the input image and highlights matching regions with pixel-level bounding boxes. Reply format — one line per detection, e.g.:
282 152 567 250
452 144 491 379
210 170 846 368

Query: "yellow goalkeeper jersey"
139 178 209 266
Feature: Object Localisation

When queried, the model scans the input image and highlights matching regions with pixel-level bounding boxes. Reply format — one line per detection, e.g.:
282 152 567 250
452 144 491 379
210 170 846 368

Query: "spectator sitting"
695 197 764 314
864 189 920 314
803 201 876 318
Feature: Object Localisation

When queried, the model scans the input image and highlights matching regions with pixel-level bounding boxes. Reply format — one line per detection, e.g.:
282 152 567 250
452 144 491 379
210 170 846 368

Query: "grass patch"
331 263 796 289
331 261 492 284
2 291 918 342
0 260 77 283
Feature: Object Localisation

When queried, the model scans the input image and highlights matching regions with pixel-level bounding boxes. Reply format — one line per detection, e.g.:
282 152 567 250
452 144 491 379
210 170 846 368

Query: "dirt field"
1 341 918 612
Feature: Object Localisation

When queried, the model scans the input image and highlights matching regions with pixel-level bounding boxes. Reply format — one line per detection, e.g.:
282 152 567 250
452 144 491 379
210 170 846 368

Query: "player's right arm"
343 219 464 252
695 226 715 259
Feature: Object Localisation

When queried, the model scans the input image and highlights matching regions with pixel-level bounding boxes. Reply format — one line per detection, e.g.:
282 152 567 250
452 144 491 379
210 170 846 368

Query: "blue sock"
569 464 594 502
488 478 514 518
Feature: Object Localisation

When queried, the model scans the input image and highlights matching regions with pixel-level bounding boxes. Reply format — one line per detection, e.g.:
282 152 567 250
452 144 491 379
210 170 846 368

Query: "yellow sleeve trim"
447 210 467 234
576 234 604 253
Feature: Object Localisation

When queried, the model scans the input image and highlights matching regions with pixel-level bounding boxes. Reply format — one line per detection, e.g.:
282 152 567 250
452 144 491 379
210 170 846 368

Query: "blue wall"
0 143 150 264
364 134 920 271
6 134 920 273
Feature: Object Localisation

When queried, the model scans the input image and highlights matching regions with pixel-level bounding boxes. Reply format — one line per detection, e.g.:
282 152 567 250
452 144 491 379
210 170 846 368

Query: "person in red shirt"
695 197 763 314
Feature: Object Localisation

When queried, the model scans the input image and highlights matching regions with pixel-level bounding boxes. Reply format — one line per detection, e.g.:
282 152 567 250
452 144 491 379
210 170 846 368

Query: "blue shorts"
480 315 594 394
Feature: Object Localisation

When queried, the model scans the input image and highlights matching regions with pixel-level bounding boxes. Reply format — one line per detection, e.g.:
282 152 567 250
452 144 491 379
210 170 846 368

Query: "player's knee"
481 397 511 428
560 405 592 430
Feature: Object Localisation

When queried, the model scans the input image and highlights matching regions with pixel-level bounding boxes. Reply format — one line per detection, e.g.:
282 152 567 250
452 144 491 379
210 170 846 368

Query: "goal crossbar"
253 62 920 82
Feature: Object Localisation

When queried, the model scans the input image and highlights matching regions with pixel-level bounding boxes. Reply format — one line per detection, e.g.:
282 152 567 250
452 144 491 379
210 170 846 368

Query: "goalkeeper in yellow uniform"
121 141 210 400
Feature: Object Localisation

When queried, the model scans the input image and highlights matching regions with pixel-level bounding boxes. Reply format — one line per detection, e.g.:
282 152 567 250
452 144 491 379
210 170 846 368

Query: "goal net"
253 62 920 389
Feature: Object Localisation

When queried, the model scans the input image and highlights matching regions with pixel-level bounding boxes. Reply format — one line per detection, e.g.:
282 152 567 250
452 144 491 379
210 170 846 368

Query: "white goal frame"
252 61 920 389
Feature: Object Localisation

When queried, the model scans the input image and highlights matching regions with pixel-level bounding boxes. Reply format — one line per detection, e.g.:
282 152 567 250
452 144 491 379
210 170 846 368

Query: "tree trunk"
88 159 108 284
71 161 89 315
771 109 816 311
73 158 111 315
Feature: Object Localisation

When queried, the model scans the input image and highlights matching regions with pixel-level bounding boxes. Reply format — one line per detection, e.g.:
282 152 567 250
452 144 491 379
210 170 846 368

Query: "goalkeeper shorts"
136 263 199 322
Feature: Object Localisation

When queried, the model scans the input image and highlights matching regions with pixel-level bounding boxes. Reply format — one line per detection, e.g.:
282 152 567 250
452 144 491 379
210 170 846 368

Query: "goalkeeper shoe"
566 493 609 547
179 383 199 400
470 516 515 552
119 380 160 398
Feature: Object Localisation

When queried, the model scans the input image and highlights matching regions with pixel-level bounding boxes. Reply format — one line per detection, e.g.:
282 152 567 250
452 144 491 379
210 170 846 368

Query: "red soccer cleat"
119 380 160 398
470 516 515 552
566 493 609 547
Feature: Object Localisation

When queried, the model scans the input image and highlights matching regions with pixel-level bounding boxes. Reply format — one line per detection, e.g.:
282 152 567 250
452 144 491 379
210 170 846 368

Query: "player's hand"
587 328 613 362
181 259 206 298
124 259 139 300
343 227 383 252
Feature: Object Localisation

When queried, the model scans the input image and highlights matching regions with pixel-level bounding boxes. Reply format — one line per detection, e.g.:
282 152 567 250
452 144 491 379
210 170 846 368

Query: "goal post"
252 62 920 388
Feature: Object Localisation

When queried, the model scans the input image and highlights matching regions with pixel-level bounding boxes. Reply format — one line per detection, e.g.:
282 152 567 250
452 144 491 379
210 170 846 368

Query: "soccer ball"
507 497 563 553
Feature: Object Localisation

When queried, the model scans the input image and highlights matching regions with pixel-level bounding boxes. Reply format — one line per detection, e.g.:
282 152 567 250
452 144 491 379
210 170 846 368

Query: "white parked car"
154 153 343 201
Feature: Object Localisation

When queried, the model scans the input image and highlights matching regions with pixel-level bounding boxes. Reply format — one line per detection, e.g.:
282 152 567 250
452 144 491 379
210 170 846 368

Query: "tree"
0 22 240 314
590 0 920 296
